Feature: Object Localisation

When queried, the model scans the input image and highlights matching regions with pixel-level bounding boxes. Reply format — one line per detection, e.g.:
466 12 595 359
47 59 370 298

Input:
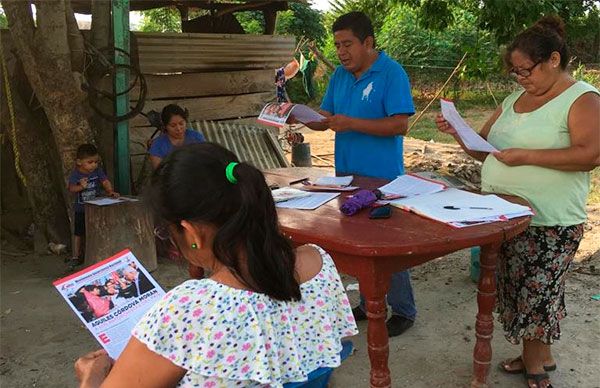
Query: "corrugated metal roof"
135 32 295 73
191 120 289 170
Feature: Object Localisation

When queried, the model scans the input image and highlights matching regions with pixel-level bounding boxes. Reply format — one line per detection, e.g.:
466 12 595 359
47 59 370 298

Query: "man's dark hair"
332 11 375 45
76 144 98 159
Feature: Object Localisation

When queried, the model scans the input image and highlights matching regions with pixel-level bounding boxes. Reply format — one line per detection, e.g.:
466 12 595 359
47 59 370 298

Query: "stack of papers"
272 187 311 203
301 175 359 192
388 188 533 228
272 187 339 210
378 174 446 198
315 176 354 186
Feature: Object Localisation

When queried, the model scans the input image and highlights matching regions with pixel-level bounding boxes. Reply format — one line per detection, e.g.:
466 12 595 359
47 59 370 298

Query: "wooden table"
265 168 531 388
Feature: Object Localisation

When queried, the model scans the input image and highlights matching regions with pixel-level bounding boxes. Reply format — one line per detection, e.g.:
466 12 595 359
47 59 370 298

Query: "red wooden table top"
265 168 531 258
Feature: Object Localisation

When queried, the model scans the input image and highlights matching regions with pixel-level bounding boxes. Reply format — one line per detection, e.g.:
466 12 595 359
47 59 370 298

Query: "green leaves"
276 3 326 45
139 8 181 33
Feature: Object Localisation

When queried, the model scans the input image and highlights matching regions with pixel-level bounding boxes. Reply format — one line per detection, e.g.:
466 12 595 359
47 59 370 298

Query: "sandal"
525 372 553 388
499 356 557 375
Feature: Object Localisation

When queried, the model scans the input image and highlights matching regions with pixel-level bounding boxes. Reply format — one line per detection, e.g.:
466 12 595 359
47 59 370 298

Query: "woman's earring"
191 243 198 249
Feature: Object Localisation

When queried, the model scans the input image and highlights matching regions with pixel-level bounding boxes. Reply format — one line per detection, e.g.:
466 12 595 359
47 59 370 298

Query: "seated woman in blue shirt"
149 104 205 169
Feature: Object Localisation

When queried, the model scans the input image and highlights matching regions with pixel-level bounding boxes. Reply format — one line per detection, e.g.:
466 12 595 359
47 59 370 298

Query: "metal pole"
112 0 131 194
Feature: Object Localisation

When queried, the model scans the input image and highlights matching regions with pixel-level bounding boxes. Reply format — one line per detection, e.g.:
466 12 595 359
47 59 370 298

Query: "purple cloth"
340 190 378 216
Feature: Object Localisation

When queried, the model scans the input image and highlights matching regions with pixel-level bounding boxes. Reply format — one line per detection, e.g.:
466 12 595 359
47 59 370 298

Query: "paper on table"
389 188 532 223
272 187 311 203
440 99 498 153
378 174 446 198
276 192 340 210
301 185 359 192
314 176 354 186
84 197 139 206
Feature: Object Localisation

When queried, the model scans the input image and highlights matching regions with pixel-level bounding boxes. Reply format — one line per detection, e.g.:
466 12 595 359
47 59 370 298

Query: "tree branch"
36 0 71 61
2 0 35 42
65 0 85 72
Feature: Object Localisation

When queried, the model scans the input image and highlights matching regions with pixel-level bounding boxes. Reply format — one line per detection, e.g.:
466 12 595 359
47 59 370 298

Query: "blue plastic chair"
284 340 354 388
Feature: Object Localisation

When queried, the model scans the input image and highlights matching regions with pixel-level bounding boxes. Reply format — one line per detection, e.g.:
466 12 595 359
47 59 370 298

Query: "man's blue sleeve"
384 64 415 117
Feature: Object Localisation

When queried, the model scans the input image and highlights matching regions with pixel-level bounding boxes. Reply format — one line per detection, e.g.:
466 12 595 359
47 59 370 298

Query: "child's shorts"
74 212 85 236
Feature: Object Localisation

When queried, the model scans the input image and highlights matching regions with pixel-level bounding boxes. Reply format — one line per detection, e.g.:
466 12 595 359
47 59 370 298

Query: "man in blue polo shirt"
318 11 417 337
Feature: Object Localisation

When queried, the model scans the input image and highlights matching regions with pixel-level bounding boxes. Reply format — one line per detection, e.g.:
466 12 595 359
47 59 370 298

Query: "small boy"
67 144 118 268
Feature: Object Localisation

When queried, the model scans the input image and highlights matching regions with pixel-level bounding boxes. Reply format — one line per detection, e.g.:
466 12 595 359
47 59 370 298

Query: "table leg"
471 243 501 388
360 272 392 388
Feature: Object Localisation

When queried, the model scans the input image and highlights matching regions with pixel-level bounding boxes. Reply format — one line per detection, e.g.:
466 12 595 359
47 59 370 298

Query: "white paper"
314 175 354 186
53 250 165 359
84 197 139 206
389 188 532 224
257 102 325 127
289 104 326 125
413 171 469 190
271 187 311 203
276 192 340 210
378 174 446 198
440 99 498 153
301 185 359 192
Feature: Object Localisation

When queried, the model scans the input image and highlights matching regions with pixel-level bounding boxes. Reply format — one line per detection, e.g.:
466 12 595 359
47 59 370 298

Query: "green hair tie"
225 162 238 184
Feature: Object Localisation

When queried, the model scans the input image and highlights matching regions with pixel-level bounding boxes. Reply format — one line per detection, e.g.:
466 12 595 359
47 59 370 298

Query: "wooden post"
263 4 278 35
84 199 157 271
112 0 131 194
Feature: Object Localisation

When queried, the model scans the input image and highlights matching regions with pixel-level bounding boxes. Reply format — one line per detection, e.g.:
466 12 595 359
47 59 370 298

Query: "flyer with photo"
53 250 165 359
257 102 326 128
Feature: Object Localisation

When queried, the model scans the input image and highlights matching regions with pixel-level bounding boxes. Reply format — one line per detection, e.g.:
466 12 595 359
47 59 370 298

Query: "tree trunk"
66 0 85 73
0 68 71 251
4 0 95 184
90 0 115 179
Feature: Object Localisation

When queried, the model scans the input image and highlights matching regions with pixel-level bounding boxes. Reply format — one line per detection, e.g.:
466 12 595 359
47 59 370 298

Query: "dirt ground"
1 133 599 387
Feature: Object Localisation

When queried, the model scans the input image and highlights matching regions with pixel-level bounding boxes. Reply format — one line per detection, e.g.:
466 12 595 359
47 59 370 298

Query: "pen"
444 206 493 210
289 177 309 185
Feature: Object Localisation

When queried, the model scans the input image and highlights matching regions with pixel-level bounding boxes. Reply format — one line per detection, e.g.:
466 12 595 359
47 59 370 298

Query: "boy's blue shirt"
320 52 415 180
68 168 108 213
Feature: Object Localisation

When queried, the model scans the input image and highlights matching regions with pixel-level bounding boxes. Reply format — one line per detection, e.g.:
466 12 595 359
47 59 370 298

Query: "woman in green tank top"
436 16 599 388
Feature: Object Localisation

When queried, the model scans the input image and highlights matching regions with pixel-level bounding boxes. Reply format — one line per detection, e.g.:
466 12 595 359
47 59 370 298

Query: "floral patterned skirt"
496 224 584 345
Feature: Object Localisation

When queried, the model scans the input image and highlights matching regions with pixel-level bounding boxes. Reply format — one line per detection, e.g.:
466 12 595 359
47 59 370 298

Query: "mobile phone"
369 205 392 219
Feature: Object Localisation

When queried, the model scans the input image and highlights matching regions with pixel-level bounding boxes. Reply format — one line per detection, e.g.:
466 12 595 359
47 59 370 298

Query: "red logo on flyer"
98 333 111 344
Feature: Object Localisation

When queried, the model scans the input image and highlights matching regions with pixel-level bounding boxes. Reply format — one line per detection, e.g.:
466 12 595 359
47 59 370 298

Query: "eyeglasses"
154 224 186 256
509 61 540 79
